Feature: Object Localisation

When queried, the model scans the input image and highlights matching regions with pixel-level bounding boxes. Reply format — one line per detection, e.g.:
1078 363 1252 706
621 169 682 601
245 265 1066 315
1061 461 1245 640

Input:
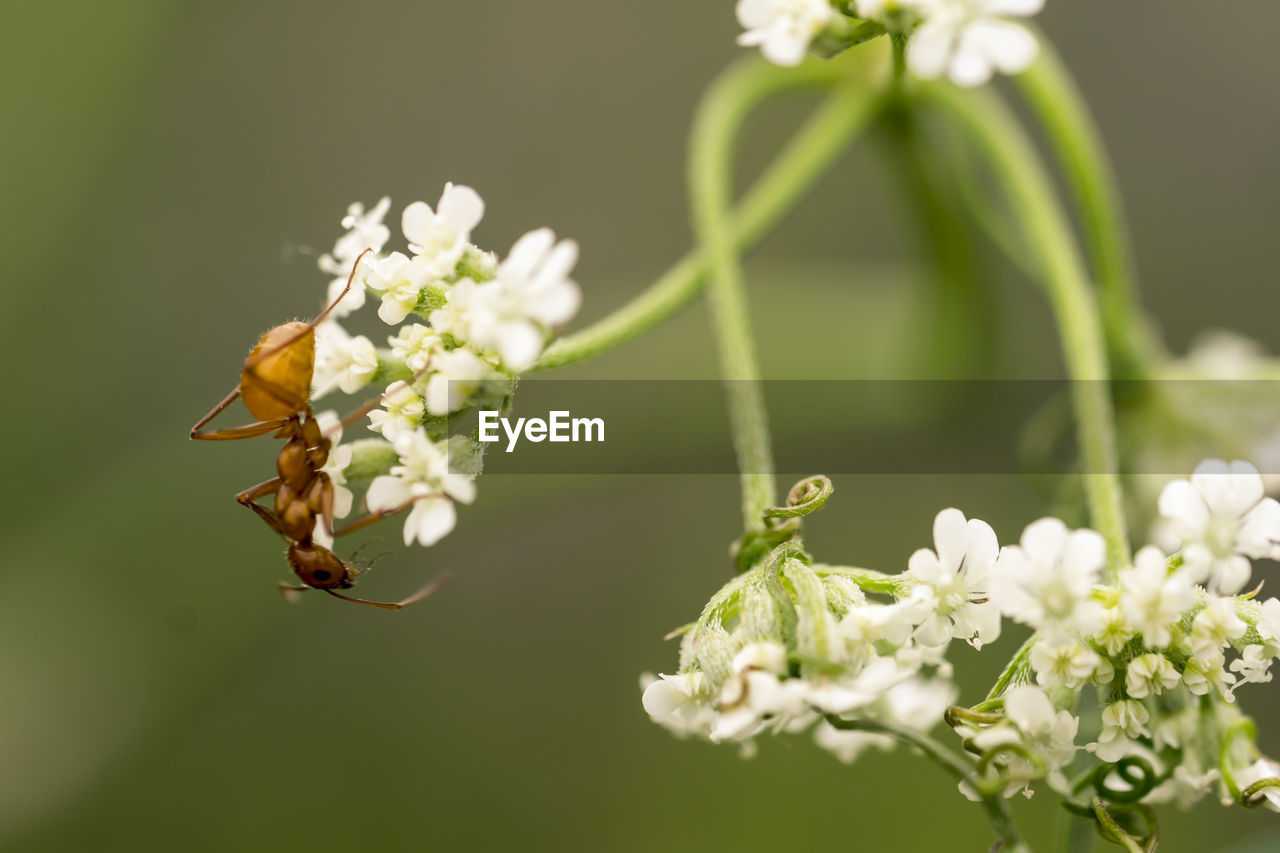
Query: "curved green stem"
534 57 880 373
826 716 1029 853
689 58 789 528
1016 43 1151 380
924 84 1131 576
882 98 991 377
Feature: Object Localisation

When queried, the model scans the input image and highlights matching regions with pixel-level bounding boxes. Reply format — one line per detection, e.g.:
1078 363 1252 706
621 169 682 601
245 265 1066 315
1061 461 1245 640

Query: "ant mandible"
190 249 446 610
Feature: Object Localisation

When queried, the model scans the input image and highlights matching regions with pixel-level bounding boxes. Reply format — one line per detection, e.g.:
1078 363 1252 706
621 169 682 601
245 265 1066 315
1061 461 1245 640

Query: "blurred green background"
2 1 1278 850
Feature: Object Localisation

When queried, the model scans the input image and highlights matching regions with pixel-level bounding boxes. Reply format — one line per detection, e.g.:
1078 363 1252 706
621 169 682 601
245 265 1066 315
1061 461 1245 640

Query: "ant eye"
312 569 332 582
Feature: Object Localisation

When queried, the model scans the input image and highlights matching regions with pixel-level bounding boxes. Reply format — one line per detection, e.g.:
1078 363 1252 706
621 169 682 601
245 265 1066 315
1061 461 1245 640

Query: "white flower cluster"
643 509 1005 761
307 188 582 548
957 459 1280 808
643 461 1280 811
734 0 1044 88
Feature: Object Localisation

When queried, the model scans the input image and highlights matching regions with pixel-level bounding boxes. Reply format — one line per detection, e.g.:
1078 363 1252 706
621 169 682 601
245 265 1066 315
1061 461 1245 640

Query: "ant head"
287 541 354 590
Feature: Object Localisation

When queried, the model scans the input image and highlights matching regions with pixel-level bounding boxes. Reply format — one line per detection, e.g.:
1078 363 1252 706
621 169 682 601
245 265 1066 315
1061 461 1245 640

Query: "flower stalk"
923 82 1132 576
1016 42 1152 381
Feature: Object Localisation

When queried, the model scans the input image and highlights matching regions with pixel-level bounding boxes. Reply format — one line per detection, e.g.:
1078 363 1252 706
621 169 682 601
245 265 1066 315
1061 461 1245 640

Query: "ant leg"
190 386 292 441
236 477 287 535
303 474 336 539
323 573 450 611
278 582 310 604
193 418 293 442
325 364 434 436
333 498 419 538
191 385 240 433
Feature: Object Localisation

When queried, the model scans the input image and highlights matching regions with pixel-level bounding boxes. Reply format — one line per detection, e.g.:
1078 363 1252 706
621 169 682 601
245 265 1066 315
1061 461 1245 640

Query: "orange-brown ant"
190 250 446 610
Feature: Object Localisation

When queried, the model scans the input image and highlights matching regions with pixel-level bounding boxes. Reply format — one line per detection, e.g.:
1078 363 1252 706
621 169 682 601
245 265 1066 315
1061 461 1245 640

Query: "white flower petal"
404 496 457 547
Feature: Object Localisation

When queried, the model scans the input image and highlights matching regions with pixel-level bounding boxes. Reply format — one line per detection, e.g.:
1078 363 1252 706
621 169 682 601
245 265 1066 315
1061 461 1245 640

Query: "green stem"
924 84 1131 576
534 58 880 373
689 58 788 528
883 97 991 377
825 716 1029 853
985 633 1037 702
1062 812 1094 853
1016 43 1151 380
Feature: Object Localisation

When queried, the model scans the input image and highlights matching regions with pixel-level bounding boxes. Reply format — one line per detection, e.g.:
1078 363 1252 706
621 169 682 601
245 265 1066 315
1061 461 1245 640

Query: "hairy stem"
924 84 1131 576
534 57 880 373
1017 43 1151 380
688 58 787 528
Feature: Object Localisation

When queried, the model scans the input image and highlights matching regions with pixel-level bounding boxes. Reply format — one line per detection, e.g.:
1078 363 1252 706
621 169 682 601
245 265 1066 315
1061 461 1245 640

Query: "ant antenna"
323 573 451 611
312 247 374 327
364 550 395 570
243 248 375 374
348 536 385 565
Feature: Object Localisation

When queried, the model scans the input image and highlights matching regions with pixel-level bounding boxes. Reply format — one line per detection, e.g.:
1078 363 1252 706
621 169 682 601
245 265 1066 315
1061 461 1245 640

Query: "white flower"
1183 330 1270 379
424 348 491 416
1158 459 1280 594
879 676 957 733
320 197 392 274
1229 645 1274 686
642 671 714 737
1234 758 1280 811
367 252 434 326
388 323 443 372
366 381 425 439
990 518 1106 638
1093 606 1133 657
907 0 1044 88
1030 638 1101 690
401 183 485 279
804 656 913 715
312 322 378 397
322 256 374 319
1003 686 1078 769
839 597 924 648
1119 546 1196 649
1125 653 1179 699
905 508 1001 648
318 197 391 318
429 279 482 344
1183 648 1235 698
1091 700 1150 763
1149 765 1220 809
366 430 476 547
463 228 581 372
735 0 833 67
813 721 893 764
1257 597 1280 644
1190 595 1247 655
711 642 810 742
969 685 1077 793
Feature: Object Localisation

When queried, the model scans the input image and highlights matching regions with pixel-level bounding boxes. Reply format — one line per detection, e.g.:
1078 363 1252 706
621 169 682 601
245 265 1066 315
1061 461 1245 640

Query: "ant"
190 250 446 610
